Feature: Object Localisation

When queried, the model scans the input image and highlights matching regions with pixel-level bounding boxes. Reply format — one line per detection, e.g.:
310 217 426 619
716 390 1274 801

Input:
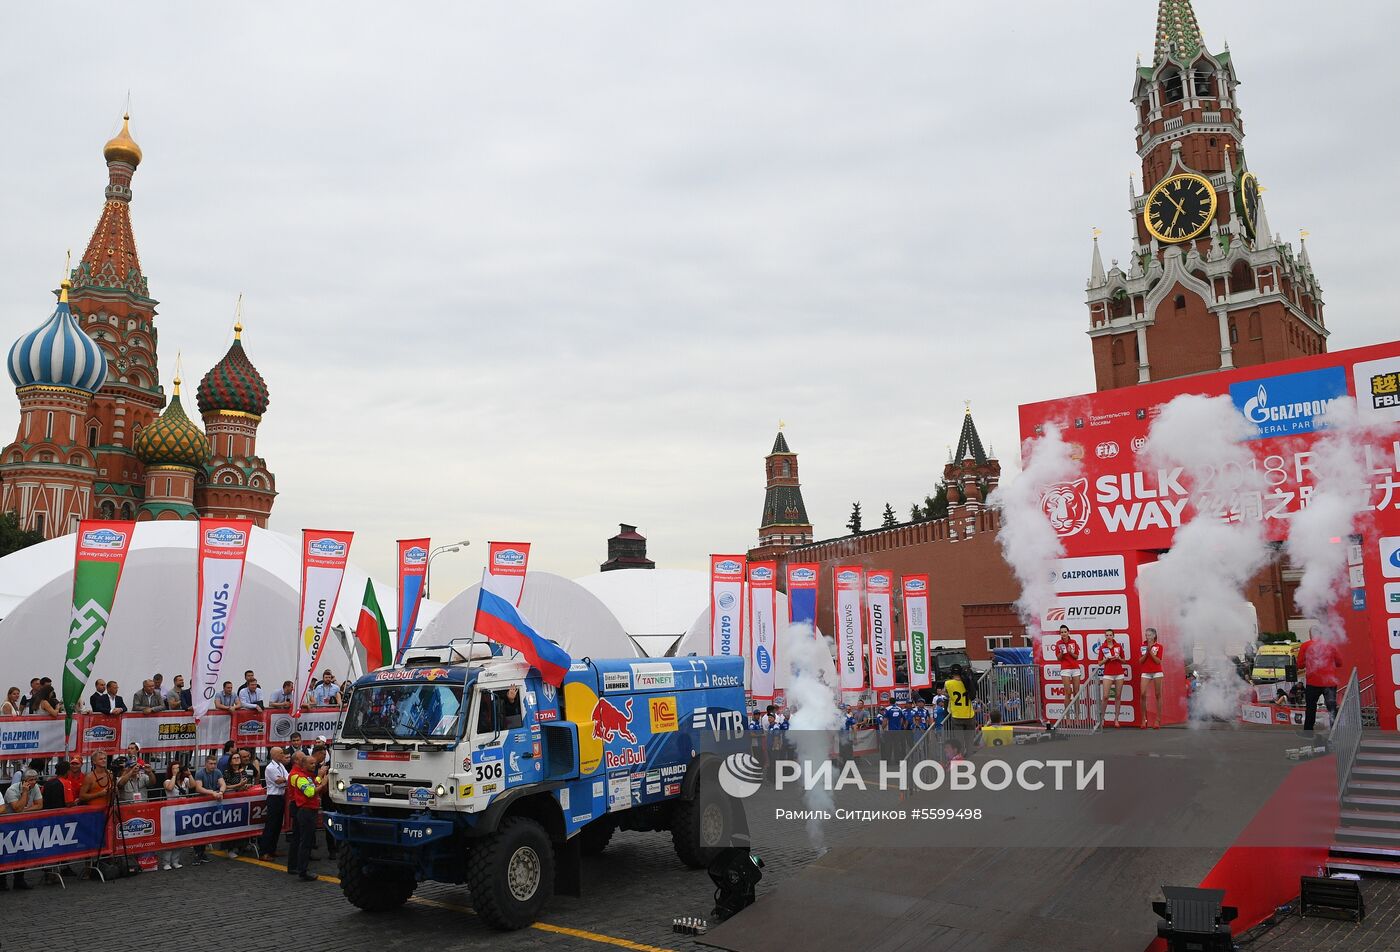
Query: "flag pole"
466 569 488 663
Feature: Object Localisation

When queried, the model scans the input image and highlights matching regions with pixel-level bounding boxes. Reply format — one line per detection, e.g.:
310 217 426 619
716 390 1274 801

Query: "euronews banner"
748 561 778 700
64 521 135 737
191 519 254 719
902 575 932 690
294 529 354 714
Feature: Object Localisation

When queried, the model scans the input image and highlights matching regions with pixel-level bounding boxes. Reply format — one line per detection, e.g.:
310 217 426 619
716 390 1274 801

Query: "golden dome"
103 114 142 167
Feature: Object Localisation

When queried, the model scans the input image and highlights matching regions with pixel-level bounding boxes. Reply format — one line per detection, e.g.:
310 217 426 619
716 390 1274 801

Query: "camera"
110 755 128 770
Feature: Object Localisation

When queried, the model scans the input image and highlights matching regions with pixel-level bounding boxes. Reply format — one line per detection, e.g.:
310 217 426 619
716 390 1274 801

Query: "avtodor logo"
1039 479 1091 537
718 752 765 799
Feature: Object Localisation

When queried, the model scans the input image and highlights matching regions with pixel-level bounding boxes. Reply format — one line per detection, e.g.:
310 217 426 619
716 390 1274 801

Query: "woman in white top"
1 686 21 716
161 763 197 870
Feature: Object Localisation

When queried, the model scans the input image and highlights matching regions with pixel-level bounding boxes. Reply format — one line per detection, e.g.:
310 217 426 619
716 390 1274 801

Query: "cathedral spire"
1153 0 1205 65
1089 230 1106 287
76 114 148 298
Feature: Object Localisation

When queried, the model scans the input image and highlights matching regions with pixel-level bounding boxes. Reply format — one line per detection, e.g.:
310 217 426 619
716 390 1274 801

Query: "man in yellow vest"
945 665 977 737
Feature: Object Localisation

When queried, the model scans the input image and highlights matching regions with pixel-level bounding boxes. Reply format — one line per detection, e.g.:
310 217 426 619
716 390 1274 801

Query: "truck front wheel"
468 816 556 930
339 846 416 912
671 773 732 869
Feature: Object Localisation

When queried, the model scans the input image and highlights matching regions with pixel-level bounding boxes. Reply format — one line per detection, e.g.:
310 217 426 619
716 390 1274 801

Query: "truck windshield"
343 683 465 741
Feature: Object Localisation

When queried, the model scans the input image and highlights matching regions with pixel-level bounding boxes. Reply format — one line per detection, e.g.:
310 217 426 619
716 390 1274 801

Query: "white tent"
420 571 638 660
573 568 709 657
0 523 440 700
674 594 795 690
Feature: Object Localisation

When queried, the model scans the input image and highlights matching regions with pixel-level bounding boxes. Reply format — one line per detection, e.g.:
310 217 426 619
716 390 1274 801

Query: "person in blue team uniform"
932 697 950 733
885 701 905 731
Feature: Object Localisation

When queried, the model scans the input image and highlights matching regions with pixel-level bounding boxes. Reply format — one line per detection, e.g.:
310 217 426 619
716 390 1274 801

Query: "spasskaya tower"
1087 0 1326 391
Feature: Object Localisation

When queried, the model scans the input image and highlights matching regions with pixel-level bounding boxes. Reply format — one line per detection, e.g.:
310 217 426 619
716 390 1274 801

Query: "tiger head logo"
1039 478 1091 537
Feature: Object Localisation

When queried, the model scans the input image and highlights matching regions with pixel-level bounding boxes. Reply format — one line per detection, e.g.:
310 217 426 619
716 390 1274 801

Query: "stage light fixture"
707 847 764 921
1152 885 1237 952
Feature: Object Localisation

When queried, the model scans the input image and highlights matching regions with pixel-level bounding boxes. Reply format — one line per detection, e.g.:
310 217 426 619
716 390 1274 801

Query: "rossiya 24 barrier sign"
1019 338 1400 727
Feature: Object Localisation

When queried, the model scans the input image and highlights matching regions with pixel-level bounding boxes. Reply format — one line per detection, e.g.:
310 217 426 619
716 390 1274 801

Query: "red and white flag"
485 542 531 605
294 530 354 715
748 561 778 700
191 520 254 719
902 575 933 690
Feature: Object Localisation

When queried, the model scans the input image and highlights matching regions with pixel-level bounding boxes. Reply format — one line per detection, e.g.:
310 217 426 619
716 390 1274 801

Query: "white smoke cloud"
1285 398 1372 643
1140 395 1270 723
779 622 842 849
990 423 1082 628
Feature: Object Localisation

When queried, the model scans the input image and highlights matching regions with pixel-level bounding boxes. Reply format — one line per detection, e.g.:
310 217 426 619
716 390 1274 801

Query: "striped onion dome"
196 322 269 416
134 378 211 469
7 280 108 394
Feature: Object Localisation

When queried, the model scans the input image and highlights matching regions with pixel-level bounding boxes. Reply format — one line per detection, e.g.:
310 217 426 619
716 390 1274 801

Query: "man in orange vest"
286 751 327 881
1297 633 1344 735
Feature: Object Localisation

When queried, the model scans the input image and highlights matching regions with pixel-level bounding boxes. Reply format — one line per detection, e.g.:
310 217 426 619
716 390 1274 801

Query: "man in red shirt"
61 756 84 804
1297 633 1344 734
286 751 327 881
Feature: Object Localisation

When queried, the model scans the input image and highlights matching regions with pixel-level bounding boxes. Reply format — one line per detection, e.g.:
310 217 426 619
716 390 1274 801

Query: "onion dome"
196 321 270 416
7 279 108 393
135 377 211 468
103 113 142 167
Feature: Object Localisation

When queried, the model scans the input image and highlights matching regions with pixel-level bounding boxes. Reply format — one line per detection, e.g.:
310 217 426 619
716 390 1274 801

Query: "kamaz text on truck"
322 640 748 929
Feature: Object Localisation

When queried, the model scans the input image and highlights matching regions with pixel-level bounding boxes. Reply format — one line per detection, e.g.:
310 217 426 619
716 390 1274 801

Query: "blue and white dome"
7 281 108 394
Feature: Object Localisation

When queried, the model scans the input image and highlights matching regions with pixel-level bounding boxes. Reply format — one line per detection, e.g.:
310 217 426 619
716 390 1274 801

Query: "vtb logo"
1039 478 1091 537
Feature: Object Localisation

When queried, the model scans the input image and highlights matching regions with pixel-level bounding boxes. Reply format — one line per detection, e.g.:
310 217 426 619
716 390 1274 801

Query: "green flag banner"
355 578 392 672
902 574 932 691
65 521 135 737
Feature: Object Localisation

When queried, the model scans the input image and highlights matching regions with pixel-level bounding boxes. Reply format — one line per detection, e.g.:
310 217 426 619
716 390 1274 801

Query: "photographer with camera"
116 743 156 802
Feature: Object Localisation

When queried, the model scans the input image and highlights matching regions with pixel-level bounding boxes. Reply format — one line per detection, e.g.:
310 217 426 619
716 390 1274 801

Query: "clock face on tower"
1238 171 1261 239
1143 173 1218 244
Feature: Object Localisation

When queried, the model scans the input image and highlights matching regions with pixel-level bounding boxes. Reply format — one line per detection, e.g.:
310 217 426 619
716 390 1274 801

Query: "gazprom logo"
716 559 742 574
404 546 428 564
791 568 817 583
308 537 346 558
750 566 773 582
82 528 127 549
1230 367 1347 439
837 570 858 584
204 526 247 548
905 579 927 592
718 592 737 611
494 548 526 566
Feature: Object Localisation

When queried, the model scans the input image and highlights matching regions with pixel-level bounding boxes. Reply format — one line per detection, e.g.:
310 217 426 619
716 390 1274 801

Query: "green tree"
881 503 897 529
909 484 951 523
846 502 863 535
0 511 44 558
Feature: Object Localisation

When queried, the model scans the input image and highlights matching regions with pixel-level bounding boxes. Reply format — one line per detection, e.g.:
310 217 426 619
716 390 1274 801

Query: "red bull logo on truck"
591 697 637 744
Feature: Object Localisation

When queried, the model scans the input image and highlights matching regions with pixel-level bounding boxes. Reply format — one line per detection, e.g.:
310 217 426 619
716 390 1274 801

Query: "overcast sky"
0 2 1394 599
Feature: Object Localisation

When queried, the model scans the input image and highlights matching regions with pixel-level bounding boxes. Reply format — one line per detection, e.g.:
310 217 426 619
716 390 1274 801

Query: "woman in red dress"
1096 630 1127 727
1139 627 1165 728
1053 625 1084 722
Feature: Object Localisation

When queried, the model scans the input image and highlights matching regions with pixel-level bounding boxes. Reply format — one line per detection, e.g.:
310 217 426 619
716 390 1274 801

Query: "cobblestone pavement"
1244 878 1400 951
0 829 818 952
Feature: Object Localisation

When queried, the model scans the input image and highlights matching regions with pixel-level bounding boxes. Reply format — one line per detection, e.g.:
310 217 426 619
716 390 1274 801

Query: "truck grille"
353 778 433 801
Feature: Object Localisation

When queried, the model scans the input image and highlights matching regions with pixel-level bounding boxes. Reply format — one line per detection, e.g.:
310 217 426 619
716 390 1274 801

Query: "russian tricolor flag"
473 584 572 685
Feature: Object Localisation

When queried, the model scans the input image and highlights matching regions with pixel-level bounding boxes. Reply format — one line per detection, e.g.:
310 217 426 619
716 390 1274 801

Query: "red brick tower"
943 406 1001 540
1088 0 1326 391
195 318 276 526
748 426 813 565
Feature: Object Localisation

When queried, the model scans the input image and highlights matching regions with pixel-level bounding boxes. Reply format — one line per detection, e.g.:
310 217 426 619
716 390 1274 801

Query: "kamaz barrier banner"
64 520 135 738
294 529 354 715
834 565 865 693
486 541 531 606
787 562 819 626
394 538 430 662
710 555 746 657
191 519 254 719
748 561 778 700
902 575 932 690
0 804 107 873
866 571 896 690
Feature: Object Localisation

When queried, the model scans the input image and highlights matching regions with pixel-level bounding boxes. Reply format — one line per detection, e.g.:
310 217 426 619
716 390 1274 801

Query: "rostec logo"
837 570 858 585
1095 441 1120 459
494 548 526 566
308 537 346 558
82 527 127 549
791 568 817 583
1229 366 1348 439
204 526 247 548
1039 479 1092 537
404 546 427 565
715 559 743 575
750 566 773 582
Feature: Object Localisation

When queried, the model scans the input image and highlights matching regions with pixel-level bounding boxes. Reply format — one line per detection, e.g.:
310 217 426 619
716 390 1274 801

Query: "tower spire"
1154 0 1205 65
1089 228 1106 287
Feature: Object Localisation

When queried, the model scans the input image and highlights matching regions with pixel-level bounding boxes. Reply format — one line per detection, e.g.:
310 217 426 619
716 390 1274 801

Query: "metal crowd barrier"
1332 669 1363 803
975 664 1041 725
1049 673 1101 735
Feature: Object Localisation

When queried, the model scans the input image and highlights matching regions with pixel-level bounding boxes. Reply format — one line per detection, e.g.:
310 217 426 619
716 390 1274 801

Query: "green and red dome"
196 323 269 417
135 380 211 469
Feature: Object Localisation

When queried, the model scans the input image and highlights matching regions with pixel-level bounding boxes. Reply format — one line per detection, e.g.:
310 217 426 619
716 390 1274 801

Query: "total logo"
715 559 743 575
1095 441 1120 460
750 566 774 582
494 548 527 566
82 527 127 549
590 697 638 744
204 526 247 548
308 537 347 558
404 546 428 565
756 644 772 674
790 568 817 583
1039 479 1092 537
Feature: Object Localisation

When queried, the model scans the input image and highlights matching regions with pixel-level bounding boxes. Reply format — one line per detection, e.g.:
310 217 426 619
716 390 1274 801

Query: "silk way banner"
902 575 933 689
486 541 530 605
834 566 865 693
786 562 819 627
64 520 135 736
710 555 746 658
394 538 430 662
191 519 253 718
866 571 896 691
294 530 354 714
748 561 778 700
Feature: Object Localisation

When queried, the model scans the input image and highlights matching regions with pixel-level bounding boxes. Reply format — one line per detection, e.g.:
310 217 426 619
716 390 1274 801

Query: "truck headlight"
435 784 446 797
336 780 345 792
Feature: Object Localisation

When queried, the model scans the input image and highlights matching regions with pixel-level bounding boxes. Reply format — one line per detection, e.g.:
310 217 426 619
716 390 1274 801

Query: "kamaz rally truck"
322 640 748 929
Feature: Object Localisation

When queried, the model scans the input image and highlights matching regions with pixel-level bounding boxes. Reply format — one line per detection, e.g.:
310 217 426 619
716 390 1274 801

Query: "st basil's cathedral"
1 115 276 537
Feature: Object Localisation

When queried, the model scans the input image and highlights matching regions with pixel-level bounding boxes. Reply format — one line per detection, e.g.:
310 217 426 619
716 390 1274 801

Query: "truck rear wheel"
339 847 416 912
468 816 555 930
671 772 732 869
578 818 614 856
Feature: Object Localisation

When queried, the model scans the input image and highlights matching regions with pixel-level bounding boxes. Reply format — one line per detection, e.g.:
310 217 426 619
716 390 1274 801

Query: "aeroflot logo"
205 526 247 548
308 537 346 558
1039 479 1091 537
1230 367 1347 439
82 528 127 548
494 548 526 566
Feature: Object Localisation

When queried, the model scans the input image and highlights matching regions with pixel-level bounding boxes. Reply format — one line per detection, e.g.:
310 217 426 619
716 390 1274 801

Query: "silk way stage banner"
834 565 865 693
902 575 933 690
748 561 778 700
394 538 430 662
294 530 354 714
710 555 746 658
866 570 896 691
786 562 819 627
64 520 135 736
191 519 254 718
486 542 531 605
